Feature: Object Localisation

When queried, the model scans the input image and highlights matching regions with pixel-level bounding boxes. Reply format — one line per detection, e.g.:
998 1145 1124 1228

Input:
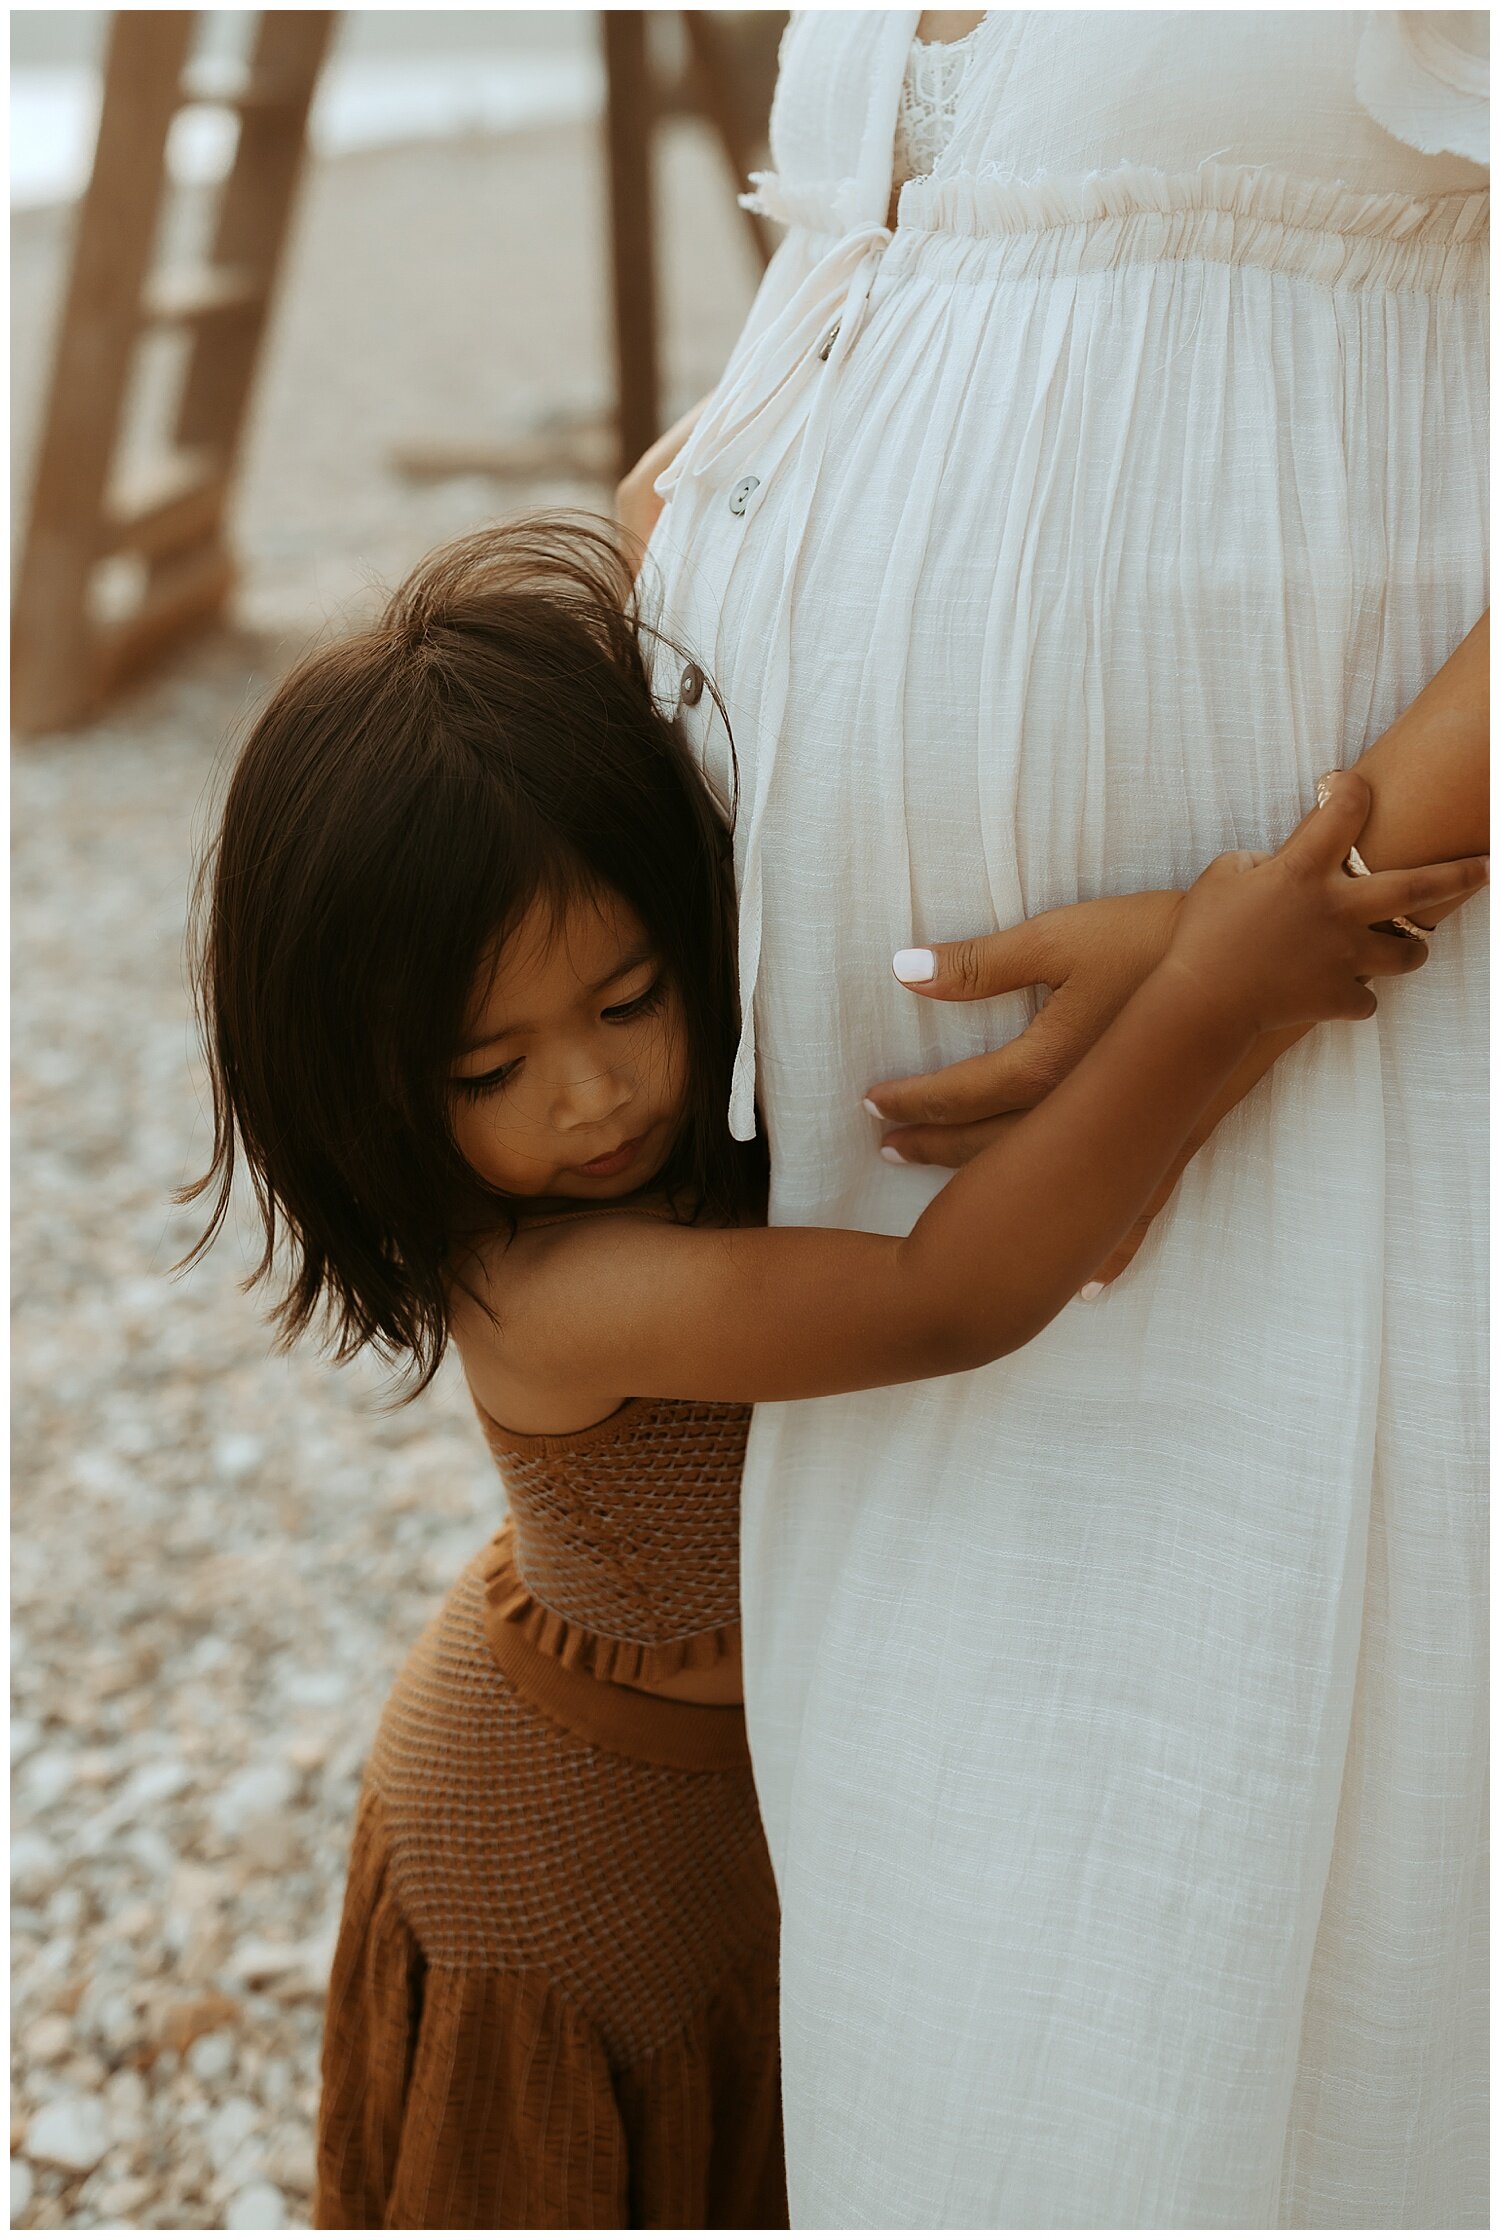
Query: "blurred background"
11 11 780 2228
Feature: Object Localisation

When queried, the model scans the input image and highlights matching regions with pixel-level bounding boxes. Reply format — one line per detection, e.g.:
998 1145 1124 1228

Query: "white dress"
646 12 1488 2227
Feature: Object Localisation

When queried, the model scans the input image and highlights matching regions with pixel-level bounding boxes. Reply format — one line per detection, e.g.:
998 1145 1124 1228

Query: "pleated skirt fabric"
314 1542 786 2230
646 92 1488 2233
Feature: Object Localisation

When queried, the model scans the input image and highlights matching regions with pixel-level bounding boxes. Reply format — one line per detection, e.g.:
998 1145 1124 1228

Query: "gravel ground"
12 118 759 2231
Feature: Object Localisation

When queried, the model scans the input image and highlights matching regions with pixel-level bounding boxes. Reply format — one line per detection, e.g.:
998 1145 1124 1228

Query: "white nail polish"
879 1145 906 1165
892 948 935 985
862 1097 885 1120
1079 1281 1104 1302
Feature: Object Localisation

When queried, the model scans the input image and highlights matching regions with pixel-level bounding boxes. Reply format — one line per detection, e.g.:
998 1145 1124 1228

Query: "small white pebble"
213 1433 265 1481
205 2096 260 2170
267 2132 316 2194
186 2030 237 2085
21 1748 76 1810
25 2093 111 2173
22 2013 72 2065
45 1886 85 1933
122 1758 191 1809
10 1833 58 1906
225 2179 286 2229
212 1763 298 1838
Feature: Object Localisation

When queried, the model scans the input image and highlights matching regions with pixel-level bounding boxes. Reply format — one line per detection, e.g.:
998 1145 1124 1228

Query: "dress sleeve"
1356 10 1489 165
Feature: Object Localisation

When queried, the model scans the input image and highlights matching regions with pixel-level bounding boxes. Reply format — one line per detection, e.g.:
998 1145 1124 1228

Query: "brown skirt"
315 1544 786 2230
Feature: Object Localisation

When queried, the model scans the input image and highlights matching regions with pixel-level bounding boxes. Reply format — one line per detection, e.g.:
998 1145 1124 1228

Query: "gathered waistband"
748 163 1489 298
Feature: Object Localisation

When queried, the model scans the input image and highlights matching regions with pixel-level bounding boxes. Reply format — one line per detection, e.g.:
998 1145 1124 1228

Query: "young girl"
185 520 1480 2231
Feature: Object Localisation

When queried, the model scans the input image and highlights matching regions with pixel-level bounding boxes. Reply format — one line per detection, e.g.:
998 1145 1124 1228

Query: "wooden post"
601 11 659 484
680 12 776 272
12 12 197 735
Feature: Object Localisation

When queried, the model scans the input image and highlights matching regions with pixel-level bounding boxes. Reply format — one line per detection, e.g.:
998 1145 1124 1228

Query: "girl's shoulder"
449 1204 695 1439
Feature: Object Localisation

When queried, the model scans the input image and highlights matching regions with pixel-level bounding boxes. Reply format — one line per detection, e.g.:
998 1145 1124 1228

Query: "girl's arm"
460 781 1483 1421
1348 610 1487 893
865 613 1488 1173
1078 613 1489 1284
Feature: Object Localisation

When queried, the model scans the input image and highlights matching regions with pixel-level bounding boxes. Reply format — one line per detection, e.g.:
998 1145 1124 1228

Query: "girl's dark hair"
181 516 764 1395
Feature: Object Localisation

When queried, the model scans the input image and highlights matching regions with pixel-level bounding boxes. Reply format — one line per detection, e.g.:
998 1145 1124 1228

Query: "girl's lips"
574 1136 643 1177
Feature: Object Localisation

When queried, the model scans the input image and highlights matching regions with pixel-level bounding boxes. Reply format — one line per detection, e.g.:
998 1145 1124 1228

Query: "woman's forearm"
1351 611 1489 920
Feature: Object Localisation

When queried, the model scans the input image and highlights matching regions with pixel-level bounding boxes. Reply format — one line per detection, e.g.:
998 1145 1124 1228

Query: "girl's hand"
1163 769 1485 1033
615 399 708 565
870 778 1484 1149
867 771 1485 1285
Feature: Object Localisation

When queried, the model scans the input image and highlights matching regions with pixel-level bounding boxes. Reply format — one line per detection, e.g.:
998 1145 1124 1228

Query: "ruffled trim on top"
1356 11 1488 167
480 1526 741 1690
740 168 855 236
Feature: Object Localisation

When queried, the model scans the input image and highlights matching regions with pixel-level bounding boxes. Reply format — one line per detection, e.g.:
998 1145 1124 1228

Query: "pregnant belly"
650 227 1483 1206
693 268 1484 924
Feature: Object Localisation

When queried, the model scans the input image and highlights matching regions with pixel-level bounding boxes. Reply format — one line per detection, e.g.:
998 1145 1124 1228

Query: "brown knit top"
473 1393 752 1690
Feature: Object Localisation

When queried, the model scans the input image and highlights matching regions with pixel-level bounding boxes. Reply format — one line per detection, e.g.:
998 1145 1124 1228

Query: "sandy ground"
11 119 762 2232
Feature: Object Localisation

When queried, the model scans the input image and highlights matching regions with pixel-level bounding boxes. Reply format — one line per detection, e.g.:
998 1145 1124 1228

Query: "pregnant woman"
638 10 1488 2228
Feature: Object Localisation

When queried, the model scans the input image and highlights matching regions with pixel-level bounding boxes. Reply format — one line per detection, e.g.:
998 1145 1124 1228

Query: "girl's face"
449 887 689 1203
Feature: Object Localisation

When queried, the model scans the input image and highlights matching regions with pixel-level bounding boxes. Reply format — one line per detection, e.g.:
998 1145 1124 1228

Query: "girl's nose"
550 1055 632 1131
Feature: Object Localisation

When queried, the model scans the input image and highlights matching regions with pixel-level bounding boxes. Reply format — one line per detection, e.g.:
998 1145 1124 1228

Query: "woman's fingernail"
879 1144 906 1165
1079 1281 1105 1302
892 948 935 985
862 1097 885 1120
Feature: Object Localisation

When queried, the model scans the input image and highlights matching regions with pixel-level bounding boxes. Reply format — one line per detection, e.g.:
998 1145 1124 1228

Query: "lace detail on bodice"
891 27 984 191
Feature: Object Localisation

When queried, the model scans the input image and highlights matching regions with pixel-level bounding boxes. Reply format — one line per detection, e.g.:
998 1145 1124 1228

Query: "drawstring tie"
657 224 892 1139
656 223 891 501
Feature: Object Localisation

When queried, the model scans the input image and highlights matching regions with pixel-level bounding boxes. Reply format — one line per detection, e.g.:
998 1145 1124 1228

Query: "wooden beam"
155 12 335 594
94 542 237 699
141 267 266 327
601 12 660 483
12 11 197 734
101 451 226 564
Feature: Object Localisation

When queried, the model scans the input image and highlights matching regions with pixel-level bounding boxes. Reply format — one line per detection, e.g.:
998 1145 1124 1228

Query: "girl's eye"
453 1058 522 1101
602 977 665 1024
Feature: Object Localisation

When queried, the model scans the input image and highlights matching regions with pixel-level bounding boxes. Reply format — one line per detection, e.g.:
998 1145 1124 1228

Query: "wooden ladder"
13 11 777 737
12 11 335 735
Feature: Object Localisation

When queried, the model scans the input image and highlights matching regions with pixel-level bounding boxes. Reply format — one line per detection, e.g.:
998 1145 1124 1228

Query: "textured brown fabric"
315 1553 785 2230
475 1394 751 1688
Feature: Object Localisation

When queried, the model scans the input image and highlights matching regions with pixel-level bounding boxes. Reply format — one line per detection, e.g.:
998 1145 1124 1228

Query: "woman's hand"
866 888 1185 1167
868 772 1486 1284
615 399 708 568
868 907 1313 1286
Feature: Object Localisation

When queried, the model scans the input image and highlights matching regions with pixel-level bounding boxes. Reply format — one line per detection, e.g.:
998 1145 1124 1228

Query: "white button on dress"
646 11 1488 2227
